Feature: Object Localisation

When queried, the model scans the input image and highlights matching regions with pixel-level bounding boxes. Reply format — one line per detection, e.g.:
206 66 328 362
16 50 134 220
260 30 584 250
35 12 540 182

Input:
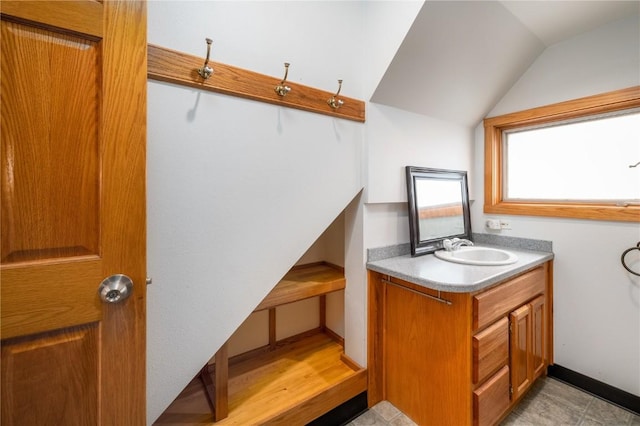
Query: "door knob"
98 274 133 303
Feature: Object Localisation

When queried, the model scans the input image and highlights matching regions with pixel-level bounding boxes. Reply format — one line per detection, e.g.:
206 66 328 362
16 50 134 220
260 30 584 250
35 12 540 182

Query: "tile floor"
347 377 640 426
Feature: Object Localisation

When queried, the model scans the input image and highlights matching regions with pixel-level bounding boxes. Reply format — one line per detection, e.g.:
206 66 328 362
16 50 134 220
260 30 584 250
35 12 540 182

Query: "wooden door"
509 303 531 401
1 1 146 424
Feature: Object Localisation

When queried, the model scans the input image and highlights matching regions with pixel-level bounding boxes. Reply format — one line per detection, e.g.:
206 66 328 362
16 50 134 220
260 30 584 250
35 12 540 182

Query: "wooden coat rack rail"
147 44 366 123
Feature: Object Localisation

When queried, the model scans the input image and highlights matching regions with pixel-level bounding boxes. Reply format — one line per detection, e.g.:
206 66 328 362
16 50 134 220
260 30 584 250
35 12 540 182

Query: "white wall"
146 1 432 423
361 101 475 287
226 213 347 360
148 1 366 97
146 2 371 423
365 102 474 204
146 3 640 423
472 16 640 396
146 85 363 424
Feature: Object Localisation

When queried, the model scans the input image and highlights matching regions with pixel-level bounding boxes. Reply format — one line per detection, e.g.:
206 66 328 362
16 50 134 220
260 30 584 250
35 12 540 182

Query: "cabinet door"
384 282 471 426
510 304 531 401
530 295 546 379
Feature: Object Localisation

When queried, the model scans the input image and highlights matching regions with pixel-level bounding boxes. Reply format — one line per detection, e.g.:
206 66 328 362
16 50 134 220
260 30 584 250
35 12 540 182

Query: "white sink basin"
434 246 518 266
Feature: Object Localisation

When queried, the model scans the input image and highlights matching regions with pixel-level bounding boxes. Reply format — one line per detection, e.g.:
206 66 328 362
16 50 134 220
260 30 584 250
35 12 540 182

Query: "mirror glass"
406 166 471 256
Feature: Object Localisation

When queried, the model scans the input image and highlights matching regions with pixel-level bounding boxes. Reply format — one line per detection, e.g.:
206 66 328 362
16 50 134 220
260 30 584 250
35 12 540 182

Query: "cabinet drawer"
473 365 510 426
473 317 508 384
473 266 545 331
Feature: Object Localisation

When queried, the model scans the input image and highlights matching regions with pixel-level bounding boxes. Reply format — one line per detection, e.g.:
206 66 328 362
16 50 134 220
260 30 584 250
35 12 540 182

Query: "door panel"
531 295 546 378
1 325 99 425
510 304 531 401
1 19 100 264
0 1 146 424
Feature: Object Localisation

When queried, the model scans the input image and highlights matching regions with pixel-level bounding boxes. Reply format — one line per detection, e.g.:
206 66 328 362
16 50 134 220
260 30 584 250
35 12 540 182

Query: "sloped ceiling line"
370 1 639 127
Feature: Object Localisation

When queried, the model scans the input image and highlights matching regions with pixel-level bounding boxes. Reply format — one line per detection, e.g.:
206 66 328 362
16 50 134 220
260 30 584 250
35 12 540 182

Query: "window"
484 87 640 222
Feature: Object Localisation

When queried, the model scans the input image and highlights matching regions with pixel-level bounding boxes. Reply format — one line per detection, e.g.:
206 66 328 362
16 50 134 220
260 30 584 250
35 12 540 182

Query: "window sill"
484 201 640 222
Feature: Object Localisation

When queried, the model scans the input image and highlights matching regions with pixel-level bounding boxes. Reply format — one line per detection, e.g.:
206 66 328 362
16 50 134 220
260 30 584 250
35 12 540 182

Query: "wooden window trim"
484 86 640 222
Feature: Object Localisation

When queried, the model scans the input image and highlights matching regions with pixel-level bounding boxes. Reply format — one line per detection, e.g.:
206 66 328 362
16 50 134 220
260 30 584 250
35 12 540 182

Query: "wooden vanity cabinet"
473 266 547 411
368 261 553 426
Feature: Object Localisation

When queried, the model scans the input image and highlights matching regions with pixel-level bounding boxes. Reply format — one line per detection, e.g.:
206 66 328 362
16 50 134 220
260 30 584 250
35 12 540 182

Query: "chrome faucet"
443 238 474 251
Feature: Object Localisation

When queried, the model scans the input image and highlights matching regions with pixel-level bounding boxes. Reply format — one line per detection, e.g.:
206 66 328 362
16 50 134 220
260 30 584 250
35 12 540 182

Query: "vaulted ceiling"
371 1 639 126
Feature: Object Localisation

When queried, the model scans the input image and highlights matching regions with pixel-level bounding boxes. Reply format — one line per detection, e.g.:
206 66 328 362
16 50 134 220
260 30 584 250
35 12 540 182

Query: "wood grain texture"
147 44 366 123
368 261 553 426
199 262 349 422
2 1 147 424
1 259 102 339
1 325 99 426
0 1 103 38
384 280 472 426
225 327 327 367
269 308 276 349
154 333 365 425
214 343 229 421
484 86 640 128
510 304 532 401
267 369 366 425
224 333 364 424
473 365 510 426
99 1 148 424
473 316 509 384
530 295 546 379
1 20 100 263
254 262 345 311
546 262 554 365
367 271 386 407
473 266 545 331
484 86 640 222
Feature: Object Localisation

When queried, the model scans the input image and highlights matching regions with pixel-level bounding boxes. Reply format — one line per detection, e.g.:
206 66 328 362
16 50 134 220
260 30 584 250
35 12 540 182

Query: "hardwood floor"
155 348 638 426
154 332 365 425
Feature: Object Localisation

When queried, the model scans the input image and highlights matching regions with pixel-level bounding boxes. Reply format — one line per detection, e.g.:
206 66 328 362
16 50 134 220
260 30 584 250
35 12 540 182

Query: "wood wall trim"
484 86 640 222
147 44 366 123
0 1 103 38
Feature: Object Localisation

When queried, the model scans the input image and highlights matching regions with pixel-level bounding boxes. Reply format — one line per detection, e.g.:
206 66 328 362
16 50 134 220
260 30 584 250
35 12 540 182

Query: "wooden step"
254 262 346 312
153 332 366 425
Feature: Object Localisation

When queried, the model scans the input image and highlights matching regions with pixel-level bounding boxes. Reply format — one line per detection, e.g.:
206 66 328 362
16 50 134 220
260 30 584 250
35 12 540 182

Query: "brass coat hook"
197 38 214 79
274 62 291 96
327 79 344 109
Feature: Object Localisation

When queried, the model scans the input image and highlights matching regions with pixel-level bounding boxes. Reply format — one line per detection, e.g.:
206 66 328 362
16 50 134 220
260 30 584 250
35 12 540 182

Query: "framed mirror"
406 166 472 256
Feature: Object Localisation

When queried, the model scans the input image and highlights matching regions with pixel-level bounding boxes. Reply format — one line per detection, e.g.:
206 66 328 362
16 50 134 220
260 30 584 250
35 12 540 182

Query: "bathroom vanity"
367 245 553 426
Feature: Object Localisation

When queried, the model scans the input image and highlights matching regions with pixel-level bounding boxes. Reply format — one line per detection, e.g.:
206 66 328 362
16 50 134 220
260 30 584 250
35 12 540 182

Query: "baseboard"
548 364 640 415
306 391 368 426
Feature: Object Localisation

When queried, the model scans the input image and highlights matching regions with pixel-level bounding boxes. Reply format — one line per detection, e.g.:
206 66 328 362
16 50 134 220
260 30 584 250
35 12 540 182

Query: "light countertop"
366 244 553 293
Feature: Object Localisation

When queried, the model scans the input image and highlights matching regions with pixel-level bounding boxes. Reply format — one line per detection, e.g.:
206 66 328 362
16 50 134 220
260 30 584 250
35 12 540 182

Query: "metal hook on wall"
274 62 291 96
327 79 344 109
197 38 214 80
